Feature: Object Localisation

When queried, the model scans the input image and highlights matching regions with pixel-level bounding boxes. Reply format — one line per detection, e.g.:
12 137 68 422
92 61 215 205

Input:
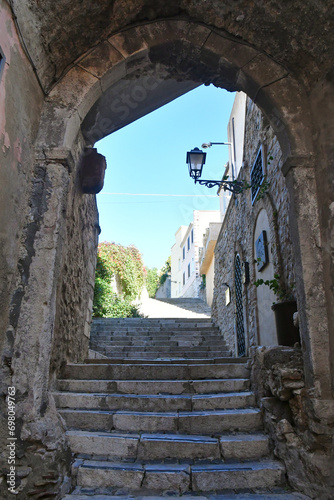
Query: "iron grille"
235 254 246 356
250 148 264 203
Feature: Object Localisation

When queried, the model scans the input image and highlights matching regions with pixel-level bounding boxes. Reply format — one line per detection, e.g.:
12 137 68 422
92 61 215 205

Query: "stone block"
108 27 148 58
78 461 144 489
178 409 262 434
204 32 260 68
191 378 249 394
59 409 114 432
220 433 269 460
67 430 139 458
192 461 284 491
78 41 124 79
192 392 255 411
113 411 178 433
138 434 220 460
142 464 190 493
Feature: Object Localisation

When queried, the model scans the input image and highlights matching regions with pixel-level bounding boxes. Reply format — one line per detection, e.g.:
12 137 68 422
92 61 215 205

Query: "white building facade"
171 210 220 299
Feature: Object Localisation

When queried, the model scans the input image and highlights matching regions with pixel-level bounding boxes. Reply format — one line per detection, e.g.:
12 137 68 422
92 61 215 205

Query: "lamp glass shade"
186 147 206 179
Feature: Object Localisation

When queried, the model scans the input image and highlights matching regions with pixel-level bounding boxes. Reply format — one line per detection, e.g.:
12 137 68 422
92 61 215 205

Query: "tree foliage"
159 256 171 286
145 257 171 298
93 242 145 318
146 267 160 298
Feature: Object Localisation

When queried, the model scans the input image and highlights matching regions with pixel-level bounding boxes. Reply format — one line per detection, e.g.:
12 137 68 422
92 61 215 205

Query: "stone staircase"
56 317 309 499
89 318 231 359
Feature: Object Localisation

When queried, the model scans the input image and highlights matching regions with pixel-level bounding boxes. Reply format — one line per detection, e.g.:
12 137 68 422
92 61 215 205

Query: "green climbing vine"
93 242 145 318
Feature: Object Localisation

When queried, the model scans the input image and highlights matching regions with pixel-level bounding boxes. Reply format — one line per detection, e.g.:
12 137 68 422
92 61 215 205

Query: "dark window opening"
183 272 185 286
188 263 191 278
250 147 264 204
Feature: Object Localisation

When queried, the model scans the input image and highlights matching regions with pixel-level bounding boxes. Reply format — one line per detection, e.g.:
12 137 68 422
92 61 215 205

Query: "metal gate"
235 254 246 356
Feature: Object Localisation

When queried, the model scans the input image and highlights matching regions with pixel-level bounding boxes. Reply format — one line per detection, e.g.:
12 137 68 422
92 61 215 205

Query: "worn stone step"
54 391 255 412
63 493 310 500
83 357 249 365
91 328 220 336
92 327 220 333
67 430 269 461
75 459 284 492
97 345 228 353
100 351 232 360
91 339 228 346
64 363 249 380
58 408 262 433
57 378 250 394
92 318 214 325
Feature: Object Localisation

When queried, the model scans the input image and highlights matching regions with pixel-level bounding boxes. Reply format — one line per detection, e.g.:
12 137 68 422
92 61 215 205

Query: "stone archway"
6 17 333 497
33 19 328 391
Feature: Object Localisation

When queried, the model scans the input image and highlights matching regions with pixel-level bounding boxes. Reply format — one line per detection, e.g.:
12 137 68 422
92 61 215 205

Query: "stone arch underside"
36 20 313 159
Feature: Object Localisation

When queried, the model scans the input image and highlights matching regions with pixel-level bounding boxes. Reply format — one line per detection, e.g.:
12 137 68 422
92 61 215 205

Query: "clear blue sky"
96 85 235 270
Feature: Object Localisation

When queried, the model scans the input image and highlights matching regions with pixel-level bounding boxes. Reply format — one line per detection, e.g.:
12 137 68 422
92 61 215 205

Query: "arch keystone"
204 31 260 68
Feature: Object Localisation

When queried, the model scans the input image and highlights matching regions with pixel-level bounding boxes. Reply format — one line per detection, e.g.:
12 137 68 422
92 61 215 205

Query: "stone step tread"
92 317 213 322
75 459 285 492
67 430 270 460
58 408 262 433
64 363 250 381
67 430 269 441
96 353 232 359
57 378 250 394
91 331 221 336
91 341 228 346
54 391 256 412
91 330 220 335
63 493 311 499
79 459 283 470
94 346 229 351
84 358 249 365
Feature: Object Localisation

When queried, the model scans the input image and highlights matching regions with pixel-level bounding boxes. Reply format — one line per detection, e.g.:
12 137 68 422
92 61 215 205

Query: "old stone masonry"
54 300 310 499
1 2 334 498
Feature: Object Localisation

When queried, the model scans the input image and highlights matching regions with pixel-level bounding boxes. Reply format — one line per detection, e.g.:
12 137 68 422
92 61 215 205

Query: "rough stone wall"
251 346 334 499
155 277 171 299
212 97 295 354
0 2 43 366
0 5 99 490
49 166 99 383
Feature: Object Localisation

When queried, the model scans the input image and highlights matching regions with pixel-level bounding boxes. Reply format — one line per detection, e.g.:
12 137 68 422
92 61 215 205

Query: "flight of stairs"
56 317 309 499
89 318 231 359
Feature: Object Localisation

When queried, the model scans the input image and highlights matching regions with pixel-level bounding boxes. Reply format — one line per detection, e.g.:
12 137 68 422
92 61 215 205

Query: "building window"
188 263 191 278
0 47 5 81
191 229 194 244
250 147 265 204
187 236 190 251
183 272 185 286
182 246 185 260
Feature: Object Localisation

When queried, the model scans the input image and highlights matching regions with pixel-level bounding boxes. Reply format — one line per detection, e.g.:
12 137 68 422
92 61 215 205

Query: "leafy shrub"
146 267 160 298
93 242 145 318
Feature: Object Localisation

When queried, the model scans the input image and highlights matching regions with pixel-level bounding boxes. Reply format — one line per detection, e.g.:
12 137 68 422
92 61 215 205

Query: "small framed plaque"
255 230 269 271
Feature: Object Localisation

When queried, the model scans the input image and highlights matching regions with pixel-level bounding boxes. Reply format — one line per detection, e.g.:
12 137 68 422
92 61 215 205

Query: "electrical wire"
4 0 47 95
99 192 217 197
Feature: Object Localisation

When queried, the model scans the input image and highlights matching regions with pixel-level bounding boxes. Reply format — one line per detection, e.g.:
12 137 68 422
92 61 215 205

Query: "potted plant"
254 273 300 346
